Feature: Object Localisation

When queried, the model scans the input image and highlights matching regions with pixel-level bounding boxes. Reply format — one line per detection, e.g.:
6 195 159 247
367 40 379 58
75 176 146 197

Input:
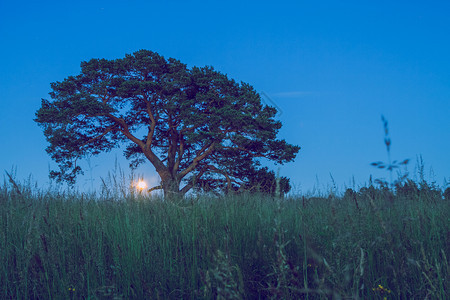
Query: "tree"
245 167 291 197
35 50 300 198
195 166 291 197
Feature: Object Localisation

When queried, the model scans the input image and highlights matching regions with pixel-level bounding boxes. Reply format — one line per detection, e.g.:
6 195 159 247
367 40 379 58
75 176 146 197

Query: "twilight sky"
0 0 449 194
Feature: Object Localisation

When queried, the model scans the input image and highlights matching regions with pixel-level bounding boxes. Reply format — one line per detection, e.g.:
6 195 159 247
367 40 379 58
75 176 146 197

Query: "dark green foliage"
358 184 394 203
418 181 443 201
196 166 291 197
394 179 444 201
35 50 300 196
245 167 291 197
444 187 450 201
343 188 356 198
395 179 420 199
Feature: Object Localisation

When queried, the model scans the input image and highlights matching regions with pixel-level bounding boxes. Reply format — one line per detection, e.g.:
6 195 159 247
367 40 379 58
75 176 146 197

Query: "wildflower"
372 284 391 296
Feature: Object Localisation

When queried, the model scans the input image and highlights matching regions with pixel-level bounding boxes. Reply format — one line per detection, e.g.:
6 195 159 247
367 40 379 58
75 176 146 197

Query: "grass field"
1 178 449 299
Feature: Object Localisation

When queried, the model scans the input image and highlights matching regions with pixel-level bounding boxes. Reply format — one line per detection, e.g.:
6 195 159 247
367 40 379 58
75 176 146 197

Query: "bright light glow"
136 180 147 190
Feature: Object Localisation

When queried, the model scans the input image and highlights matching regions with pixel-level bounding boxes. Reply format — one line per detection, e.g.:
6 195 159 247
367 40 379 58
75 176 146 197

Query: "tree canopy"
35 50 300 197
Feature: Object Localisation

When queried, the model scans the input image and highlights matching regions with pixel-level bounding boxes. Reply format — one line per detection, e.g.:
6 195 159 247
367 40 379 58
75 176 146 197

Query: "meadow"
1 176 449 299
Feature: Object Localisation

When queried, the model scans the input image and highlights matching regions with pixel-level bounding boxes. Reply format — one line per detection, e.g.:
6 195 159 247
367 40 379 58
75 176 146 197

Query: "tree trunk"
161 177 182 200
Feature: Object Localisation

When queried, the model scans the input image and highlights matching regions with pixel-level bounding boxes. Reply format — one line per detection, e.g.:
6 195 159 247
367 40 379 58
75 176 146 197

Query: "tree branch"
173 133 184 174
180 125 198 133
105 112 167 174
167 115 177 173
204 165 234 191
178 142 216 180
79 125 117 149
179 164 210 194
144 97 157 151
148 185 163 193
221 145 271 159
105 113 144 148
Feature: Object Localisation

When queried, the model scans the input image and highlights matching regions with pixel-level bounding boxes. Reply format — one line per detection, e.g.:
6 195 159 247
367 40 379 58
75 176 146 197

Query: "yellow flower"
372 284 391 295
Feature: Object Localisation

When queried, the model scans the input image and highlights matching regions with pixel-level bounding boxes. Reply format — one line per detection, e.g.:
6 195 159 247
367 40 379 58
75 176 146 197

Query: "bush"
443 187 450 201
395 179 419 199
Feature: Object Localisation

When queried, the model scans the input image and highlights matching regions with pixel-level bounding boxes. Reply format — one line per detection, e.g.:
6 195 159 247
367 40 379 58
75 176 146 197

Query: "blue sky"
1 0 449 194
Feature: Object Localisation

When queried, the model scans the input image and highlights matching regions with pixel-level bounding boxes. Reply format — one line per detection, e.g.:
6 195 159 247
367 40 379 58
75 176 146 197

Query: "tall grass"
1 176 449 299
